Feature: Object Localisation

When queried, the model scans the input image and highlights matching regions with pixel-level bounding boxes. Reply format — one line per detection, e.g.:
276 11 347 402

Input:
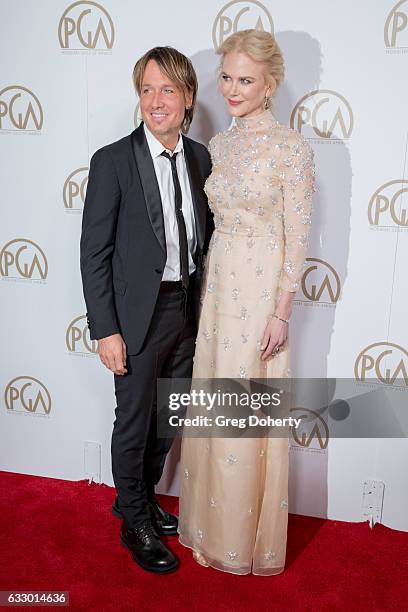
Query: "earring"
264 96 269 110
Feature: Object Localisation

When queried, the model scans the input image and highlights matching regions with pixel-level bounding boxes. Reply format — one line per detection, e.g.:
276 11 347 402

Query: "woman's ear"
268 77 277 97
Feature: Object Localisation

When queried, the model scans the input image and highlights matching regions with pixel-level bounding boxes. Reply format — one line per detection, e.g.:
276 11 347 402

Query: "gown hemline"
178 532 285 576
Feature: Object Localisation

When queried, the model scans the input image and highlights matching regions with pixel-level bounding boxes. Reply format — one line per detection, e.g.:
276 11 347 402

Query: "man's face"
140 59 191 141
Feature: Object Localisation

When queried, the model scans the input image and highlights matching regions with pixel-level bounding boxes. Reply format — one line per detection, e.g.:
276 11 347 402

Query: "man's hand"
98 333 128 375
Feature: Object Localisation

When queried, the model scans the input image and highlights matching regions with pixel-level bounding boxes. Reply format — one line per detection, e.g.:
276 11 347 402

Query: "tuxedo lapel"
183 136 206 252
131 124 166 254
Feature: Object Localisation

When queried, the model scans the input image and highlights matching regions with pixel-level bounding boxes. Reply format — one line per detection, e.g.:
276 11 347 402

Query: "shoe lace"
134 521 156 544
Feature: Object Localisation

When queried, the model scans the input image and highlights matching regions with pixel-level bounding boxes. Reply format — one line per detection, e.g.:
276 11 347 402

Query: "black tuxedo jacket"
80 123 214 355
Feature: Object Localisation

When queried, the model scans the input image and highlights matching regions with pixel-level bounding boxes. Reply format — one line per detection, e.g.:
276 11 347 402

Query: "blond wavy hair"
217 29 284 107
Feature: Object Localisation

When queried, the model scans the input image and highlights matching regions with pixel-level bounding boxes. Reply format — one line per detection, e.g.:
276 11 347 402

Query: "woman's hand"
259 316 288 361
259 290 294 361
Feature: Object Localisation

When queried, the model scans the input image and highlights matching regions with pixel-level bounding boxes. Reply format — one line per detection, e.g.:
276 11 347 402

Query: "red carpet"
0 471 407 611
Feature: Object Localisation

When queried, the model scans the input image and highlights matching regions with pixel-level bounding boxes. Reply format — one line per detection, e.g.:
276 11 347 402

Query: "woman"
178 29 316 575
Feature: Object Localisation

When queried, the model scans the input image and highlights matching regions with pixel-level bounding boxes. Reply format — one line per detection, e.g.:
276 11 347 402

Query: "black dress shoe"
120 520 179 574
148 497 178 536
112 496 179 536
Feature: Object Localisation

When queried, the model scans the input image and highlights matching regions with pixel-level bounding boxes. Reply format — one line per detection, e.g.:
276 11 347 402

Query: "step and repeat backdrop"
1 0 407 531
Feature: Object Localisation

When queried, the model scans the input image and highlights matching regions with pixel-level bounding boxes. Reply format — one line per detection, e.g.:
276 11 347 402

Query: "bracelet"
272 314 289 325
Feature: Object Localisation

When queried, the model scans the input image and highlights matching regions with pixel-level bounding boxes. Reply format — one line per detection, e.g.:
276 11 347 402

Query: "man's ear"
185 92 193 110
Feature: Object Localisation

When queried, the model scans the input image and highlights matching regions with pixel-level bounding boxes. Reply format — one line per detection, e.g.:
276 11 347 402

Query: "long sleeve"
80 147 121 340
279 134 316 292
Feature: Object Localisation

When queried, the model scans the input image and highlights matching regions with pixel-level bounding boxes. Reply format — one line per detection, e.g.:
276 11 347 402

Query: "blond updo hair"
217 29 284 108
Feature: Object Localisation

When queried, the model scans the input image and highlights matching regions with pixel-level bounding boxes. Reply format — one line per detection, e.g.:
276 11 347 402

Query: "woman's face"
219 51 273 119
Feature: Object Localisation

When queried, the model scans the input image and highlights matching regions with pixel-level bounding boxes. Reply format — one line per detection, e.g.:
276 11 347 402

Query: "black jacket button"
155 268 162 274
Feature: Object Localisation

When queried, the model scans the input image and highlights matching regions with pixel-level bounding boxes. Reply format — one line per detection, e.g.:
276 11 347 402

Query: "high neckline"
234 108 278 130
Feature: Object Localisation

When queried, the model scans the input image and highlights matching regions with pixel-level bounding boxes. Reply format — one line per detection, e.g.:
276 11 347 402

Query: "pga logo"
58 1 114 50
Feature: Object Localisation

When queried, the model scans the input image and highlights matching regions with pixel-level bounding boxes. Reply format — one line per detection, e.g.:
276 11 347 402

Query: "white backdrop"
1 0 408 532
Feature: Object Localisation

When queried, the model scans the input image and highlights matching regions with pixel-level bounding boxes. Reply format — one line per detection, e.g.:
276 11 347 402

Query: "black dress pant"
111 281 196 528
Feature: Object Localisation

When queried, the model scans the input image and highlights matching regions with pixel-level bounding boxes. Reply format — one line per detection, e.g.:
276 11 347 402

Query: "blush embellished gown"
178 109 316 575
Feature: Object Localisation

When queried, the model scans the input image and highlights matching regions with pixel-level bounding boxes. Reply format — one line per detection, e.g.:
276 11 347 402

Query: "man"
80 47 213 573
